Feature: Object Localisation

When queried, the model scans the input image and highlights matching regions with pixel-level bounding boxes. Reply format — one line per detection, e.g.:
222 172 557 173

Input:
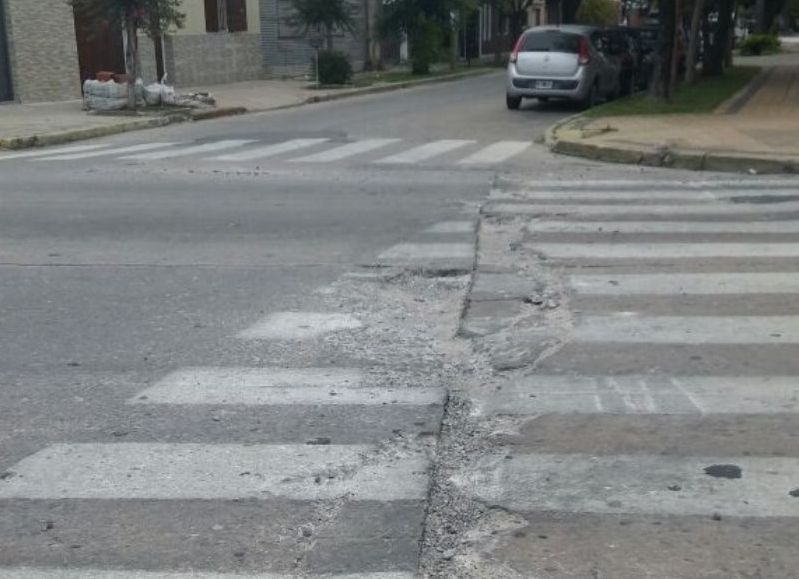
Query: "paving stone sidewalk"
549 50 799 174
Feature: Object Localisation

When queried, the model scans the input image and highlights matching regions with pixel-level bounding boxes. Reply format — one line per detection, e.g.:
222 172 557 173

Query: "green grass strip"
584 66 761 117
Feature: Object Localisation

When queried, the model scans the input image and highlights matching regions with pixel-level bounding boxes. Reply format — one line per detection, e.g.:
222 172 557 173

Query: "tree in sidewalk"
381 0 457 74
69 0 184 109
290 0 357 52
650 0 676 99
703 0 735 76
575 0 620 26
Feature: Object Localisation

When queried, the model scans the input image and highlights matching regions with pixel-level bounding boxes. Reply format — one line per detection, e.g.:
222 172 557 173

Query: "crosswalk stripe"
378 243 474 260
494 189 799 202
576 314 799 344
534 243 799 259
0 443 430 500
238 311 363 340
36 142 179 161
572 272 799 295
0 570 416 579
121 140 256 160
130 366 445 406
376 140 475 164
501 179 799 190
459 141 530 165
454 453 799 517
0 144 109 160
291 139 400 163
473 375 799 415
528 220 799 234
486 201 799 215
425 221 476 233
210 138 330 161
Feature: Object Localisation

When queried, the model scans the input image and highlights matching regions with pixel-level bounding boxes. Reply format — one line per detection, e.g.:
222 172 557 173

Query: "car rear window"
521 31 581 54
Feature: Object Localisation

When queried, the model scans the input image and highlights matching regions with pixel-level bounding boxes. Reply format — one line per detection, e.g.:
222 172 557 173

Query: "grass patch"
584 66 760 117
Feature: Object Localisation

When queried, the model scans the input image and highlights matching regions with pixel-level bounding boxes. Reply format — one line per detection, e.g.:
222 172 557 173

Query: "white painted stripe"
0 570 414 579
572 272 799 295
238 312 363 340
36 142 179 160
291 139 400 163
535 243 799 259
528 220 799 234
0 144 108 160
130 367 444 406
576 314 799 344
486 202 799 215
121 140 256 160
459 141 530 165
378 243 473 260
494 189 799 202
211 138 330 161
474 375 799 415
377 140 475 164
502 179 799 190
0 443 429 500
425 221 475 234
454 454 799 517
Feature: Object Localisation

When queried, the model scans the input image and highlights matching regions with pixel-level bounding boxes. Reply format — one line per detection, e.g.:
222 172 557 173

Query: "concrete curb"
0 69 496 151
0 108 240 151
549 134 799 174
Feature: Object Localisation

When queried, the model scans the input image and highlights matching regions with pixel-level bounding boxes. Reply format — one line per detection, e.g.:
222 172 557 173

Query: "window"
205 0 248 33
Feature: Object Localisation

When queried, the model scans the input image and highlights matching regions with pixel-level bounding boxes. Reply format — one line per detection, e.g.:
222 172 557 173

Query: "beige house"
139 0 264 87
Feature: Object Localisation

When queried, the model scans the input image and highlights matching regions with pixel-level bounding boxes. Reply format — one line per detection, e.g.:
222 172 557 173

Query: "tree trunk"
326 27 334 51
704 0 733 77
685 0 705 84
124 16 138 109
669 0 682 96
651 0 675 99
755 0 767 33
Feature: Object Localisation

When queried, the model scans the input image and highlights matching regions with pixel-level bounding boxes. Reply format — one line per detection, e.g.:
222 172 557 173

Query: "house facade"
139 0 264 87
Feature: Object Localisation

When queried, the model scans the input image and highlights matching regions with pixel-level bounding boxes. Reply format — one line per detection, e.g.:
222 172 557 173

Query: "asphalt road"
0 71 753 578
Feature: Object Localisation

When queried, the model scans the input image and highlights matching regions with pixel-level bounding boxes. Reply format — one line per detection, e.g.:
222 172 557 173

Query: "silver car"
506 25 621 110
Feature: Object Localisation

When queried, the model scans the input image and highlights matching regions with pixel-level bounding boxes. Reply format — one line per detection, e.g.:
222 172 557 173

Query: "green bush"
317 50 353 85
740 34 781 56
410 17 441 75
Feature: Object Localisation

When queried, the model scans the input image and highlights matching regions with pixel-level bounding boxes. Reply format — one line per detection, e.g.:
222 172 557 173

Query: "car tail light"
578 38 591 65
510 36 524 64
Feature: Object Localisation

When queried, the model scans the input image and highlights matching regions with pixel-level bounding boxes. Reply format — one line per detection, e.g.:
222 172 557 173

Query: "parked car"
605 27 653 93
506 25 622 110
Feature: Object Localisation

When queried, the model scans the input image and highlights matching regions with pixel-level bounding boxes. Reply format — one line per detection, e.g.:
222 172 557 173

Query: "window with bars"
205 0 248 33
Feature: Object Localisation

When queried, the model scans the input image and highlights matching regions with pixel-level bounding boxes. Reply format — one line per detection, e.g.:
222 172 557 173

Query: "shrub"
316 50 353 85
740 34 781 56
410 17 441 75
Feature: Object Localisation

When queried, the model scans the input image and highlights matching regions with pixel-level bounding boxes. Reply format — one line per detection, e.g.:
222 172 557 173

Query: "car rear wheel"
506 94 522 110
580 82 598 110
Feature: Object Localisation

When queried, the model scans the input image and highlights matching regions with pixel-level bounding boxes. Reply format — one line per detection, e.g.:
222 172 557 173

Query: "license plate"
535 81 553 89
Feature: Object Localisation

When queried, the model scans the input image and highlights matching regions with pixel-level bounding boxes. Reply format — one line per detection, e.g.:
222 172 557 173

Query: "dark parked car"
603 27 653 94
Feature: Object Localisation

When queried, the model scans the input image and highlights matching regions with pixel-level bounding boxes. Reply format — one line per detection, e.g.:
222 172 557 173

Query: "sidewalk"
0 68 493 150
549 49 799 174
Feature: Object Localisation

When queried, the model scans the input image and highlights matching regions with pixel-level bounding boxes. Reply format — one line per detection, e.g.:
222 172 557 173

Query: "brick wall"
139 32 265 87
3 0 81 102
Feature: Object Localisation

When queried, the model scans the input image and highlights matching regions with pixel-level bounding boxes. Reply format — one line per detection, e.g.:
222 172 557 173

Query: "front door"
0 0 13 101
73 4 125 84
